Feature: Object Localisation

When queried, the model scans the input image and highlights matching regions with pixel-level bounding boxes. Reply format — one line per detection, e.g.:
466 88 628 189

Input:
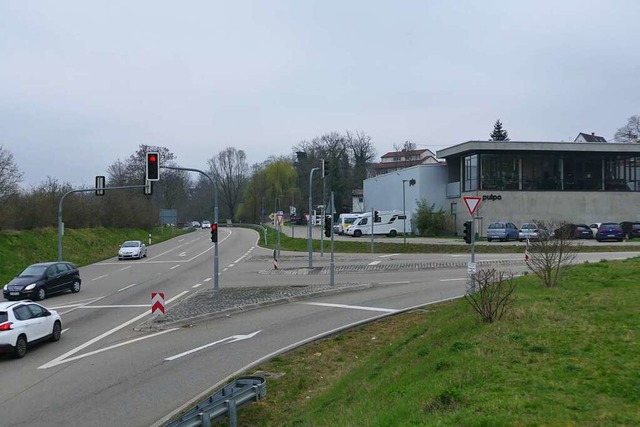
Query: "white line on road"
379 253 399 258
302 302 399 313
117 283 137 292
39 291 190 369
165 331 262 361
379 281 410 285
228 264 235 268
193 283 203 288
204 278 212 282
170 265 180 270
440 278 467 282
368 261 381 266
77 305 150 308
92 274 109 281
118 266 131 271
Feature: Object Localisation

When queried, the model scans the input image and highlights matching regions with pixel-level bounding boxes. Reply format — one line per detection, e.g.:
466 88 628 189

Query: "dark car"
619 221 640 239
3 262 81 301
553 223 593 239
595 223 624 242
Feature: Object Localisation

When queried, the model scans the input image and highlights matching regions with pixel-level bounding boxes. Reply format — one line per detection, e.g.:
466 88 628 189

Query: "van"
345 210 410 237
333 213 362 235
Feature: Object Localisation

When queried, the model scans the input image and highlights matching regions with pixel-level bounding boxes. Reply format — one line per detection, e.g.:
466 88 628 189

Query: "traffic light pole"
162 166 219 290
308 167 320 268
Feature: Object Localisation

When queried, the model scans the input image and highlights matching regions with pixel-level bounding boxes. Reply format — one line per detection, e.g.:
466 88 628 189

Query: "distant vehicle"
553 223 593 240
201 221 211 229
118 240 147 260
191 221 201 228
589 222 601 237
619 221 640 239
595 223 624 242
0 300 62 358
345 210 409 237
518 223 547 242
3 262 81 301
334 213 362 235
486 221 519 242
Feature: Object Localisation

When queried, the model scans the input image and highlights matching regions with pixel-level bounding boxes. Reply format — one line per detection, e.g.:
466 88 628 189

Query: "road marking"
379 281 410 285
39 291 190 369
118 266 131 271
165 331 262 361
204 278 212 282
234 257 244 263
77 305 150 308
302 302 399 313
193 283 203 288
368 261 381 266
379 253 399 258
170 265 180 270
118 283 137 292
440 278 467 282
223 267 229 272
228 264 235 268
92 274 109 281
179 252 187 257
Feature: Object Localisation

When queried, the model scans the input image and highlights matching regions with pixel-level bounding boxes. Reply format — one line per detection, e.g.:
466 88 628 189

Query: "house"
373 148 440 175
574 132 607 143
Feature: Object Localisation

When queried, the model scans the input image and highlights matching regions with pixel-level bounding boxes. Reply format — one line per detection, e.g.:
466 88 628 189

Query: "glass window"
463 154 478 192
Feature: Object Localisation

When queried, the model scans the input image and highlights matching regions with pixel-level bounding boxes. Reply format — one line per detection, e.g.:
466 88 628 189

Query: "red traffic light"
146 152 160 181
148 154 157 163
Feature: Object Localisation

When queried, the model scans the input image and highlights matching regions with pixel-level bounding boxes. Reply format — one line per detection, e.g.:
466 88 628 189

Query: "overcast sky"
2 1 639 189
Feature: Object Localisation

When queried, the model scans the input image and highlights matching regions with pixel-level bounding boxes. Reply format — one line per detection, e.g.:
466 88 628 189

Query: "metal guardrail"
165 376 267 427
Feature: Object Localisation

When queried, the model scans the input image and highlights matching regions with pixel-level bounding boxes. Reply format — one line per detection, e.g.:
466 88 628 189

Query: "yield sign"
463 196 481 216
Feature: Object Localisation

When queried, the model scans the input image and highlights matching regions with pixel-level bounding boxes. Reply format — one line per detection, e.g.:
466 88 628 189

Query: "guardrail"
165 376 267 427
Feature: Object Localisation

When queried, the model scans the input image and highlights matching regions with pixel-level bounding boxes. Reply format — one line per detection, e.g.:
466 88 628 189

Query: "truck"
344 210 410 237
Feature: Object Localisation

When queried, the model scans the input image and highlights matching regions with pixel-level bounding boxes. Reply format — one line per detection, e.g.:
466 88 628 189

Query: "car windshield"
521 224 536 229
18 264 47 277
122 241 140 247
489 223 505 229
344 218 357 225
600 223 619 228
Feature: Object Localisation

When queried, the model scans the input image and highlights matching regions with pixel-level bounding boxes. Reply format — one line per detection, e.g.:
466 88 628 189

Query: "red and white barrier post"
151 292 165 316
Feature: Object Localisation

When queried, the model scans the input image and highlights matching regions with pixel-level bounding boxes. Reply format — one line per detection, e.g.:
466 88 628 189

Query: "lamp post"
402 178 415 244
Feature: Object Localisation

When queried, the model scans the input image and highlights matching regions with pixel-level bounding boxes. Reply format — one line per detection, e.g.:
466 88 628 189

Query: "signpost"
463 196 482 291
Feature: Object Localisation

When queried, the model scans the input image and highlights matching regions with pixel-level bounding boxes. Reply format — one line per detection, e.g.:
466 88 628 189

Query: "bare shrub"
465 269 517 323
525 219 577 288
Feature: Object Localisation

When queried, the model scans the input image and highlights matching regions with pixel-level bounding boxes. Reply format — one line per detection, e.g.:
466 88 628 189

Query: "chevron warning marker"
152 292 165 316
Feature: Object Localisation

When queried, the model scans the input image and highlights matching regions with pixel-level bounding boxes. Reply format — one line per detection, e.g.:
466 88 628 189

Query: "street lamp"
402 178 416 244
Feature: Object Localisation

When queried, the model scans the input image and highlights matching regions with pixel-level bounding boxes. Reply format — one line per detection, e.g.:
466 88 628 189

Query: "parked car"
3 262 81 301
118 240 147 260
518 223 548 241
589 222 601 237
201 220 212 229
486 221 519 242
619 221 640 239
595 222 624 242
553 223 593 239
0 300 62 358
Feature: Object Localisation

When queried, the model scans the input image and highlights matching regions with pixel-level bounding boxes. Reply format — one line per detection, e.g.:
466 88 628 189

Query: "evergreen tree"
490 119 510 141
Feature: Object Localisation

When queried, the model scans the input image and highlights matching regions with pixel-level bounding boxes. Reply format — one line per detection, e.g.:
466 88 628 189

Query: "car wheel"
35 287 46 301
51 321 62 342
70 280 81 293
14 335 27 359
354 230 362 237
388 230 397 237
487 238 492 242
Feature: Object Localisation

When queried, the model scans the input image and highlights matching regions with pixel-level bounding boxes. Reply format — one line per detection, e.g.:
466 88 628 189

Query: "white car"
589 223 602 237
201 221 211 229
118 240 148 260
0 300 62 358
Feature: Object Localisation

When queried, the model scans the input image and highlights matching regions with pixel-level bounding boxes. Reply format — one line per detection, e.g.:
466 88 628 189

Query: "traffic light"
322 159 329 177
146 152 160 181
211 223 218 243
95 176 105 196
374 210 380 222
463 221 472 244
324 216 331 237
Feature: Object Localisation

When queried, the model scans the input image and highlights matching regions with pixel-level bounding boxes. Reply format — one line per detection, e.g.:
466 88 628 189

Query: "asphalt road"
0 227 637 427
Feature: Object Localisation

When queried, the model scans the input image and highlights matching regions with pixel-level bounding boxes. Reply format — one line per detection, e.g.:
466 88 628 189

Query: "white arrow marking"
165 330 262 361
179 252 187 257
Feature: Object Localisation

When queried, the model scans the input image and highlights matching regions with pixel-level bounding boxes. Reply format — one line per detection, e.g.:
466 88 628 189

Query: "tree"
525 220 577 288
614 115 640 143
413 198 450 236
207 147 249 221
489 119 510 141
0 145 23 200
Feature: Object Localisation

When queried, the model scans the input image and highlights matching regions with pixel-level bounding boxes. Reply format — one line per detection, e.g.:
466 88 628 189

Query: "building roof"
380 148 434 159
575 132 607 143
436 140 640 159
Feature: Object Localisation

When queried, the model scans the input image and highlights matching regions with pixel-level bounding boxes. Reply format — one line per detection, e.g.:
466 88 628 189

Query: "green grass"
213 257 640 426
0 226 192 284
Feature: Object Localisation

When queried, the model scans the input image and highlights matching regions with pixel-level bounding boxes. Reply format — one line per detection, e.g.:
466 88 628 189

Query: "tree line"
0 131 377 230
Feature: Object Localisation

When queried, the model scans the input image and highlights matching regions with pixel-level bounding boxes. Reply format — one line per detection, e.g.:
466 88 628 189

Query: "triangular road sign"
463 196 482 216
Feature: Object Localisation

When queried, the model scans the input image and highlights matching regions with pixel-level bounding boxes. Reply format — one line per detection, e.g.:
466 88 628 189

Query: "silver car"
118 240 148 260
518 223 547 241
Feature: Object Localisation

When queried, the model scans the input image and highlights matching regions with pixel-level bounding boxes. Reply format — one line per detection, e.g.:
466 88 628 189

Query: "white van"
333 213 362 235
345 210 410 237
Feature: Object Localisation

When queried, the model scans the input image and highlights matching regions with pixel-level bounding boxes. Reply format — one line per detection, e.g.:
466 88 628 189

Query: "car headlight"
24 283 36 290
3 284 7 290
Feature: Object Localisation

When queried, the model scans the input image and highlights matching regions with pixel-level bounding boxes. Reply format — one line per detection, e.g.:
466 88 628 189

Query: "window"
14 305 33 321
463 154 478 191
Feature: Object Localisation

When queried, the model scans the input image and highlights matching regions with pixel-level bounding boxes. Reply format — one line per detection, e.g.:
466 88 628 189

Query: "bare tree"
614 115 640 143
0 145 23 200
347 131 376 185
525 220 577 288
207 147 249 221
465 269 517 323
